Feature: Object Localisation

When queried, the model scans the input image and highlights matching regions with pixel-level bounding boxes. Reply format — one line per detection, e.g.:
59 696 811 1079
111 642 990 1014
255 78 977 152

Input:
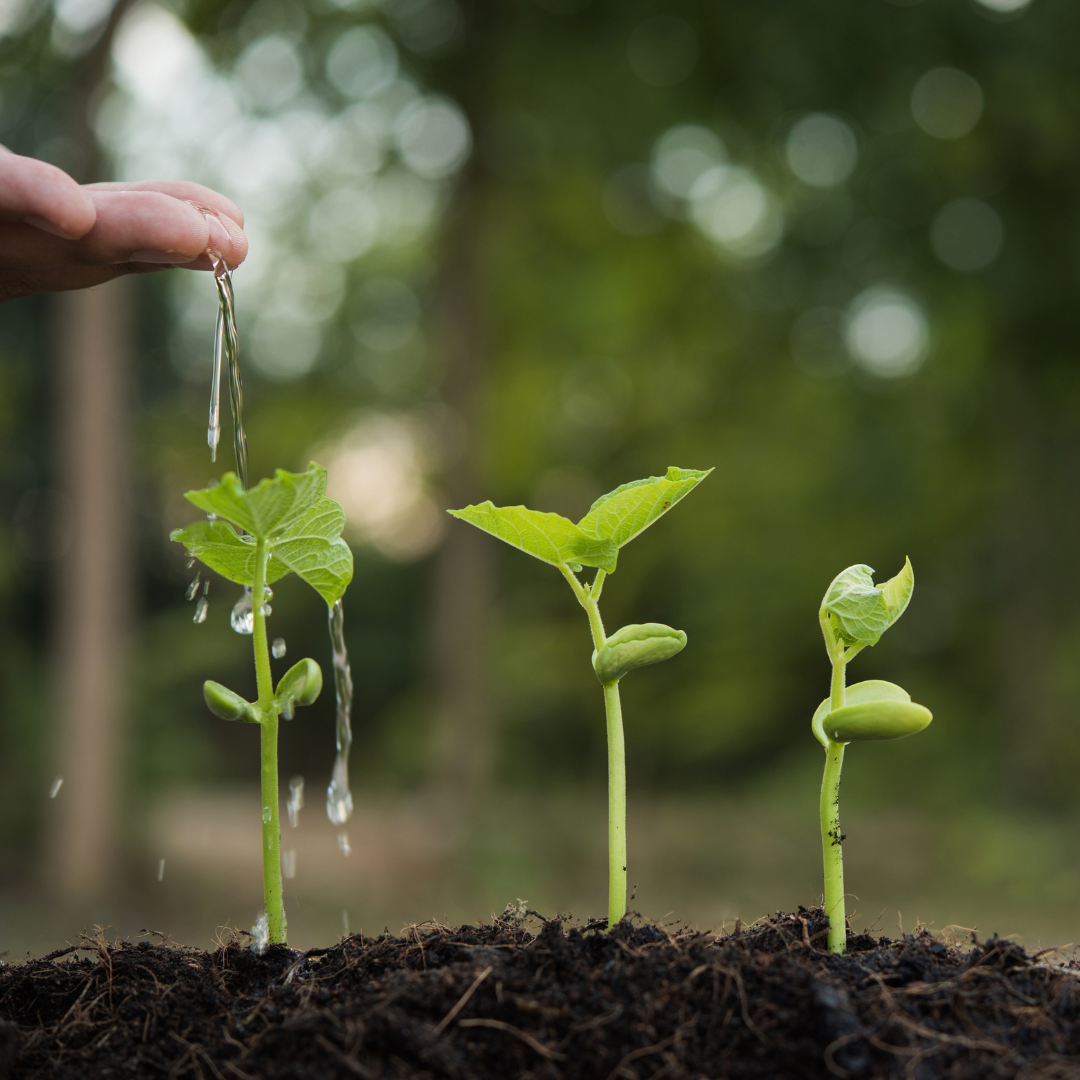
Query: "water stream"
204 256 356 849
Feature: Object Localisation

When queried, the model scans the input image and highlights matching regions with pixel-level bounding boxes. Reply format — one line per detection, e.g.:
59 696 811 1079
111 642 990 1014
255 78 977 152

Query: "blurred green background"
2 0 1080 956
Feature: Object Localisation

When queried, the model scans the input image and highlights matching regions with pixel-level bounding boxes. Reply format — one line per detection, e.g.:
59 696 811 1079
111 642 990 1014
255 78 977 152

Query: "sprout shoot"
814 559 932 954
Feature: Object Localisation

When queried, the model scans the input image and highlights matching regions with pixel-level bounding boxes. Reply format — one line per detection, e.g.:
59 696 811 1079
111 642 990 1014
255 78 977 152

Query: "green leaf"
821 560 915 647
184 464 326 540
172 477 354 608
880 556 914 627
577 466 712 549
275 658 323 717
821 564 891 646
824 699 932 744
269 498 354 608
448 502 619 573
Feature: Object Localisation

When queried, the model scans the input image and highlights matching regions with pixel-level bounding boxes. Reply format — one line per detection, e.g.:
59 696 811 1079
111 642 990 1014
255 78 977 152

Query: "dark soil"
1 908 1079 1079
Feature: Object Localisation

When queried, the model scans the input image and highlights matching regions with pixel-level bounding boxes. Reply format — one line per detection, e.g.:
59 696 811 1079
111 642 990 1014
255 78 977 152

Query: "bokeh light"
784 113 858 188
930 198 1004 272
688 166 783 258
910 67 984 139
651 124 727 200
844 287 929 377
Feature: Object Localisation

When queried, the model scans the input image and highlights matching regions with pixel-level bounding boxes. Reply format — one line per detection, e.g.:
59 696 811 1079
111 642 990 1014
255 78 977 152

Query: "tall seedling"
451 467 710 928
814 559 932 954
172 463 353 945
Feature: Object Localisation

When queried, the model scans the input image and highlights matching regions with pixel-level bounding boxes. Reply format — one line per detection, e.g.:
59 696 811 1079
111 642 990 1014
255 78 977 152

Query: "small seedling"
171 463 353 945
451 466 711 928
814 559 932 954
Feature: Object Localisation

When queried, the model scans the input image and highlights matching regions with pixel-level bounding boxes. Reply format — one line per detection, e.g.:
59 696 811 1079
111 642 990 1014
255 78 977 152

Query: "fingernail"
24 215 79 240
129 249 181 263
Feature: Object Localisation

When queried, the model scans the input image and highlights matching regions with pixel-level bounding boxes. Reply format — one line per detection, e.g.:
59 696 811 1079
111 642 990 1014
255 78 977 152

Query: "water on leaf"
325 600 355 826
262 804 272 825
282 849 296 879
250 911 269 956
287 776 304 827
272 637 287 659
193 597 209 624
48 777 63 799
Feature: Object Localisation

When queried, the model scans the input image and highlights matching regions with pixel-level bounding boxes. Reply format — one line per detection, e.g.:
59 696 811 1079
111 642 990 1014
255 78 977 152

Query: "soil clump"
1 908 1078 1079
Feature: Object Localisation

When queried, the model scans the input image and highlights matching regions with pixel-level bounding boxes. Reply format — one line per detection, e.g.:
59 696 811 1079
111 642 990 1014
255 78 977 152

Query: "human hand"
0 147 248 302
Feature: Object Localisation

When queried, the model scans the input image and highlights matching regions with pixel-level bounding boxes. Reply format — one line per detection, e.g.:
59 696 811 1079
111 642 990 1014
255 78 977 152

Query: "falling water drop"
185 572 202 601
193 597 209 624
342 909 350 935
49 777 63 799
325 600 355 826
186 557 195 570
272 638 287 659
287 776 304 827
211 260 249 488
337 830 351 856
250 911 269 956
157 858 166 882
231 588 254 635
282 849 296 879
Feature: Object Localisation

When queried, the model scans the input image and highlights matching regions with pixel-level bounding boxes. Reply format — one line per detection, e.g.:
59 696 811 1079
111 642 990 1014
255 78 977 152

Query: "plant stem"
821 652 847 954
603 679 627 928
253 539 285 944
561 565 626 928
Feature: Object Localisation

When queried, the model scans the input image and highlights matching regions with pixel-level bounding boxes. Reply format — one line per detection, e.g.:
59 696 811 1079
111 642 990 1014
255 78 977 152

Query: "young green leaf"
275 658 323 715
448 502 619 573
880 557 914 627
577 467 712 549
812 678 911 746
184 464 326 540
268 498 353 608
204 680 259 723
172 474 353 608
821 564 891 645
824 699 932 743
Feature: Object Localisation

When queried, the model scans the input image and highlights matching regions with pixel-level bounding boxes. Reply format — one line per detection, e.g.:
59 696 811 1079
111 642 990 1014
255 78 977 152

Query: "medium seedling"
172 463 353 945
451 466 710 928
814 559 932 954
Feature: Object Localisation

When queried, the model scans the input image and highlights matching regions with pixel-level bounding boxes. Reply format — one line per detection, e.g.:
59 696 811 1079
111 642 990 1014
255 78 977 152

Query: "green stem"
603 679 627 928
821 653 846 954
560 565 625 928
820 737 846 954
253 539 285 944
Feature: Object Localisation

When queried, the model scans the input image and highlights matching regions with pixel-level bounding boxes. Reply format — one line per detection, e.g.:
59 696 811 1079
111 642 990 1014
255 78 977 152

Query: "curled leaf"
821 559 914 647
593 623 687 684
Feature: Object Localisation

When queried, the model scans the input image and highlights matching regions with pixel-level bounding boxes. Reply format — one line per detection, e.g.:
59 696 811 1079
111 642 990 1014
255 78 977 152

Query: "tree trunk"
48 278 131 899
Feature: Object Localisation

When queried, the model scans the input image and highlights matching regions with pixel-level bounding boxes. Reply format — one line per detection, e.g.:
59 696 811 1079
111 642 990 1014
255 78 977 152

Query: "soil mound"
1 908 1078 1079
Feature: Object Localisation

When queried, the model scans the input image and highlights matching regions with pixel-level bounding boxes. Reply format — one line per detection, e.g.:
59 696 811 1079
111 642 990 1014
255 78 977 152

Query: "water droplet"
337 829 351 856
203 580 209 595
193 597 209 624
185 573 202 601
287 776 304 827
342 909 350 935
49 776 63 799
326 766 353 826
250 911 269 956
262 804 272 825
261 604 272 617
272 638 287 659
186 557 195 570
282 849 296 879
157 858 166 882
263 586 274 601
207 512 218 521
325 600 354 826
231 589 254 634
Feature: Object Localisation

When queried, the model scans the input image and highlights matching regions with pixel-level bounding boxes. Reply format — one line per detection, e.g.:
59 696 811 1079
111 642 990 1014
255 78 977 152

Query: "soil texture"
1 908 1078 1079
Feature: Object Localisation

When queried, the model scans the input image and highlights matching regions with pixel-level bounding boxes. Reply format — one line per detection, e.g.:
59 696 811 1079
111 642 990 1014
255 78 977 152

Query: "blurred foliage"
1 0 1079 880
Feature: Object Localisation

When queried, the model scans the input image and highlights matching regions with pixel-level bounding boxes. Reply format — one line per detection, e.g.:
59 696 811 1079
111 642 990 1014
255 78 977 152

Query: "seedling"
814 559 932 954
451 466 710 928
171 463 353 945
